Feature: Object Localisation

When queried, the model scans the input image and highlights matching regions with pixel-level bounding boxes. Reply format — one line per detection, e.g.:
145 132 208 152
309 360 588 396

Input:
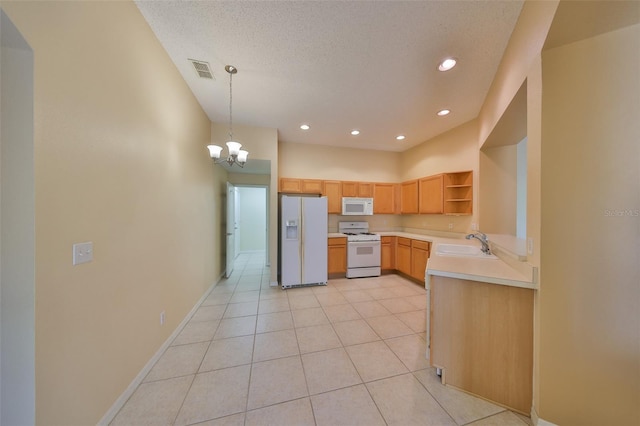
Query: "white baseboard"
531 407 557 426
97 276 222 425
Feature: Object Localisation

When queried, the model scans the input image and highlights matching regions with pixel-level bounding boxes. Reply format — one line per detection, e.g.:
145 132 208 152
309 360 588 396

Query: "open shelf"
444 171 473 215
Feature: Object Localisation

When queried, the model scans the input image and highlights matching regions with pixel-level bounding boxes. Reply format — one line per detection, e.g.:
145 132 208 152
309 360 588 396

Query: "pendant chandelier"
207 65 248 167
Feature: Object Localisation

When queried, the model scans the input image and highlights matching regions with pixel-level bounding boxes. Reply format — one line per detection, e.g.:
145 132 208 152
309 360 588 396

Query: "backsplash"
327 214 401 233
328 213 474 234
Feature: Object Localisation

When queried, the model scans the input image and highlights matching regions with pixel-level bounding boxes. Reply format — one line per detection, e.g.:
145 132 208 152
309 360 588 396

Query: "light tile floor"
111 252 533 426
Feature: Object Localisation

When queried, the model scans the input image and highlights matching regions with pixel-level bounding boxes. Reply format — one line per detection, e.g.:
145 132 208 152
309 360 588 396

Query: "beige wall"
539 23 640 425
479 145 518 235
478 0 559 148
2 2 222 424
212 123 278 282
279 141 400 183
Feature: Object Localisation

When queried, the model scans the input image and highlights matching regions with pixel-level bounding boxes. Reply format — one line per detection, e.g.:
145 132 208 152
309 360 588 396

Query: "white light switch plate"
73 242 93 265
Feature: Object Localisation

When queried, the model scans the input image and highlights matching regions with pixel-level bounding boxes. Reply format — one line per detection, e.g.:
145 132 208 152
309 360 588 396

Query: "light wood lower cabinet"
395 237 430 284
381 236 396 270
396 237 412 276
410 240 430 282
327 237 347 274
430 276 533 414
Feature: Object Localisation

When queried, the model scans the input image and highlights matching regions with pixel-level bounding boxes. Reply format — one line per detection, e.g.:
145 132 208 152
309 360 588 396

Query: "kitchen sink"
435 243 497 259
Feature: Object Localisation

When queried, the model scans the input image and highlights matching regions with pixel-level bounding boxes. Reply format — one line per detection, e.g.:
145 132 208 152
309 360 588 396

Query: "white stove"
338 222 381 278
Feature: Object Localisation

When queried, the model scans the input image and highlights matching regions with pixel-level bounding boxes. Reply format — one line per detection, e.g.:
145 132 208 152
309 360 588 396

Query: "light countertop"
329 230 536 290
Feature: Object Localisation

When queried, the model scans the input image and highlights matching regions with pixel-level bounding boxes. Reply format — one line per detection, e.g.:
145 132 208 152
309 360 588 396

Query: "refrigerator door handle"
300 200 304 282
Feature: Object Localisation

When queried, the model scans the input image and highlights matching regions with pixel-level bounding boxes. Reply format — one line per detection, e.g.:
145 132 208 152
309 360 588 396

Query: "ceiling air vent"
189 59 214 80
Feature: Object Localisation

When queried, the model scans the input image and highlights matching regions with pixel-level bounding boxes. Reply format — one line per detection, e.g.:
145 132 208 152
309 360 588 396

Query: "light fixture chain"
229 67 233 141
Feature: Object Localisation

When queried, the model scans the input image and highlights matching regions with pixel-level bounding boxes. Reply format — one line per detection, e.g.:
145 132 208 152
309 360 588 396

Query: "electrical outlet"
160 311 166 326
448 223 454 230
471 223 477 231
72 242 93 265
527 238 534 255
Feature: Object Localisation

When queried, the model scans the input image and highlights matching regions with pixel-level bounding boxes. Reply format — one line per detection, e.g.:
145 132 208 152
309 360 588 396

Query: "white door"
226 182 236 278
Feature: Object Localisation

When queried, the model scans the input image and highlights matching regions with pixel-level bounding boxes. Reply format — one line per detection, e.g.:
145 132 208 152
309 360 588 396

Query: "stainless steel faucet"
465 232 491 254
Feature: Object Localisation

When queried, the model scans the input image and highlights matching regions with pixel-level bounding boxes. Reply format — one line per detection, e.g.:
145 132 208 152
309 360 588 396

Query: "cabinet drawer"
411 240 430 250
398 237 411 247
381 236 394 244
328 237 347 246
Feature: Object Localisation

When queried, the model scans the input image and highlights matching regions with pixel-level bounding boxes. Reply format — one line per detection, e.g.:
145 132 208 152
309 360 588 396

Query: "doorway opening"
225 184 268 278
1 9 35 424
236 186 267 256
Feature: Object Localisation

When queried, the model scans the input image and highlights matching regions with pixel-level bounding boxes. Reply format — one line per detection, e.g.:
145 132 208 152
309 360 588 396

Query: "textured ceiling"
136 1 524 153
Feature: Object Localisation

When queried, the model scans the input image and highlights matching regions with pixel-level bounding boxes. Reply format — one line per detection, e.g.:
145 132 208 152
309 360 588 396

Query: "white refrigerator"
280 195 328 289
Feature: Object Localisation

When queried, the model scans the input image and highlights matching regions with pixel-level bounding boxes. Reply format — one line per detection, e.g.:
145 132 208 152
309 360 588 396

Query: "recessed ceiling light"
437 109 451 116
300 124 310 130
438 58 457 72
351 130 360 136
396 135 405 140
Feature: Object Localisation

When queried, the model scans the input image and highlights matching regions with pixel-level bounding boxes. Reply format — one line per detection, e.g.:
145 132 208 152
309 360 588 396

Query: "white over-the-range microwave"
342 197 374 215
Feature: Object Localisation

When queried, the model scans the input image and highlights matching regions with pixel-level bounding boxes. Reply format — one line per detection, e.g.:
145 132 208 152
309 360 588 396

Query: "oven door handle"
348 241 381 246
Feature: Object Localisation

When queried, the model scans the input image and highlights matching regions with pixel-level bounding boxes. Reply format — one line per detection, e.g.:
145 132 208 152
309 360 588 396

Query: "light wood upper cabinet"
322 181 342 214
373 183 395 214
279 178 323 194
419 174 444 214
357 182 374 197
443 171 473 215
401 180 419 214
342 181 373 198
301 179 323 194
341 181 358 197
280 171 472 215
279 178 302 193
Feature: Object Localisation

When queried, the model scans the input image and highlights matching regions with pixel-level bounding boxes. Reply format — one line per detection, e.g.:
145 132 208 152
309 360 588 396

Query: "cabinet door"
323 181 342 214
411 247 429 283
396 243 411 276
374 183 395 214
327 242 347 274
381 236 396 270
341 181 358 197
419 174 444 214
401 180 419 214
301 179 323 194
357 182 374 198
340 181 373 198
280 178 301 193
